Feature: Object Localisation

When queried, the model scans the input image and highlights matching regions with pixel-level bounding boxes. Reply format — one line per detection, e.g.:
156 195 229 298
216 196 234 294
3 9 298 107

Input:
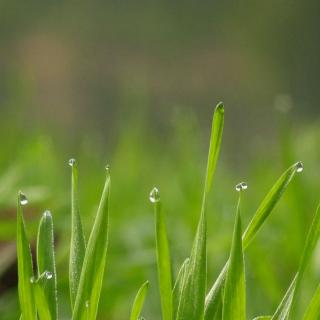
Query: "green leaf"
17 192 36 320
303 282 320 320
69 159 86 309
252 317 272 320
130 281 149 320
176 102 224 320
271 204 320 320
36 211 57 319
33 273 52 320
152 189 173 320
72 169 111 320
205 162 302 320
172 258 189 319
222 194 246 320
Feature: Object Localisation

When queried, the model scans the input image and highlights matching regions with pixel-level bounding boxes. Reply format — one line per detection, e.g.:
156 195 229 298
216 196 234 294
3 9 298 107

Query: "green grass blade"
253 317 272 320
205 162 302 320
172 258 189 319
36 211 57 319
69 159 86 309
72 168 110 320
176 102 224 320
33 273 52 320
150 188 173 320
271 203 320 320
130 281 149 320
17 191 36 320
222 192 246 320
303 282 320 320
242 162 303 249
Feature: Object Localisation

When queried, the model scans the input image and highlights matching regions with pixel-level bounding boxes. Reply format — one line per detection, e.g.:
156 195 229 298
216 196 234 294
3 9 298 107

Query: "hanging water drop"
105 164 110 172
68 158 76 167
19 192 28 206
296 161 304 173
30 276 35 284
85 300 90 308
235 182 248 192
149 187 160 203
44 271 53 280
43 210 51 218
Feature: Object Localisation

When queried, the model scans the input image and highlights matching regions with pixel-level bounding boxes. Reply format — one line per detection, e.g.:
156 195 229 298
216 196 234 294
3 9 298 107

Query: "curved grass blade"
17 191 36 320
172 258 189 319
72 168 110 320
271 204 320 320
33 273 52 320
176 102 224 320
69 159 86 309
36 211 57 319
303 282 320 320
253 317 272 320
151 188 172 320
205 162 302 320
222 193 246 320
130 281 149 320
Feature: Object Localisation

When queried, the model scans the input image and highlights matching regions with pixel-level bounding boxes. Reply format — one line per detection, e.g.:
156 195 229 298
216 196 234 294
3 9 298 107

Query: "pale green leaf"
303 282 320 320
130 281 149 320
33 273 52 320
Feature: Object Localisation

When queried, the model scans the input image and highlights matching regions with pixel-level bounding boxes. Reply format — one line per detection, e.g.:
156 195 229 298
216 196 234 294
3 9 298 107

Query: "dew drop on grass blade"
69 159 86 309
130 280 149 320
205 162 302 320
222 187 246 320
72 167 110 320
17 191 36 320
271 203 320 320
150 187 173 320
303 282 320 320
36 210 57 320
176 102 224 320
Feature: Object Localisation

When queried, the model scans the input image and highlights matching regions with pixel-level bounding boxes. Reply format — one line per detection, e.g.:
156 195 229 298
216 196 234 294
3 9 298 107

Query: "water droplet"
68 158 76 167
19 192 28 206
235 182 248 192
43 210 51 218
105 164 110 172
30 277 35 284
45 271 53 280
149 187 160 203
85 300 89 308
296 161 304 173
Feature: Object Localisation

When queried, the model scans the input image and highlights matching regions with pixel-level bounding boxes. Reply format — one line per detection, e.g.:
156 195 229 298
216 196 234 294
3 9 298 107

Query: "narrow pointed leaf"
271 204 320 320
72 169 111 320
152 190 173 320
205 162 302 320
222 195 246 320
172 258 189 319
69 159 86 308
130 281 149 320
303 282 320 320
177 102 224 320
17 192 36 320
253 317 272 320
36 211 57 319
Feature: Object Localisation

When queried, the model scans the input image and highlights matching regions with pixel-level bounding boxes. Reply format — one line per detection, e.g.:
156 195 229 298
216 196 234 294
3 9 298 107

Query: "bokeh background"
0 1 319 319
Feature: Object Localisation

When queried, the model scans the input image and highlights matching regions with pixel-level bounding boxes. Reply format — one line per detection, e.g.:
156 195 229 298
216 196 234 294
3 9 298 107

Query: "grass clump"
16 102 320 319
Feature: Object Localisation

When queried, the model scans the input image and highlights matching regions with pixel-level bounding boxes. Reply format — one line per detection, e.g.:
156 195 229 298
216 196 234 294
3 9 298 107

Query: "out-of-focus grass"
0 106 319 319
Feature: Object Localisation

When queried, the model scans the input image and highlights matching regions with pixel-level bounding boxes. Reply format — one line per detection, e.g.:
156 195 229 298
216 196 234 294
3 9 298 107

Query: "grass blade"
176 102 224 320
222 191 246 320
150 188 173 320
130 281 149 320
253 317 272 320
69 159 86 308
36 211 57 319
172 258 189 319
303 282 320 320
205 162 302 320
33 273 52 320
72 168 110 320
17 191 36 320
271 204 320 320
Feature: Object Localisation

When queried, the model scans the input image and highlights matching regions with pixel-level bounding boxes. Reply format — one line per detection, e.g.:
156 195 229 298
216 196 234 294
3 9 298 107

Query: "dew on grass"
105 164 110 172
68 158 76 167
296 161 304 173
85 300 89 308
149 187 160 203
43 210 51 218
19 192 28 206
45 271 53 280
235 182 248 192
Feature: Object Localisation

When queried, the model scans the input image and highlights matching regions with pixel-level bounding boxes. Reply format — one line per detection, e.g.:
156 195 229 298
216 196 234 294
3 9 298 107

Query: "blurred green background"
0 1 319 319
